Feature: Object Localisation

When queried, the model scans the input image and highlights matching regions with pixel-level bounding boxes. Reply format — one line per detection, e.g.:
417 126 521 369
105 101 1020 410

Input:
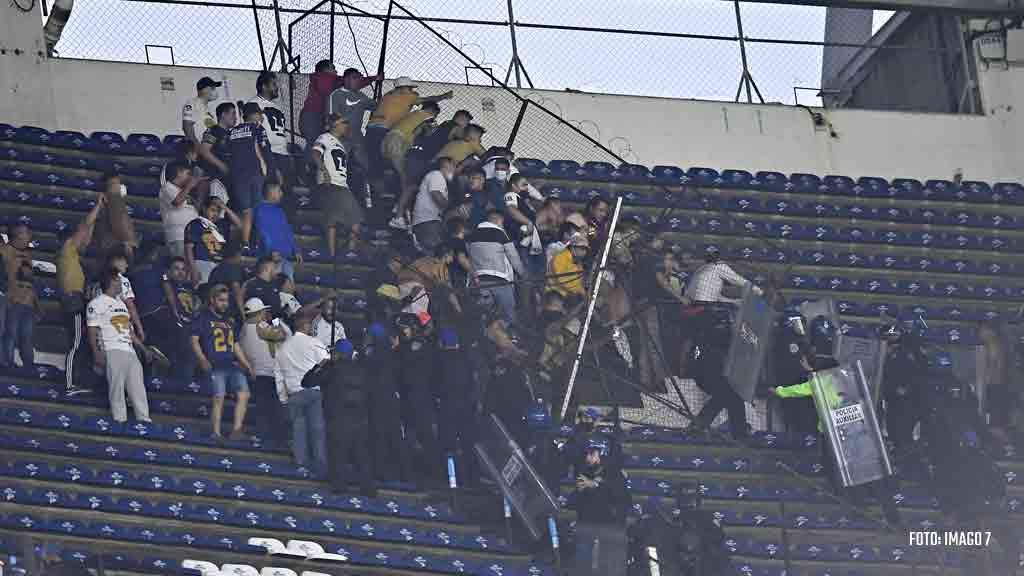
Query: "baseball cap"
197 76 222 91
393 76 417 89
569 233 589 249
209 179 229 204
241 102 262 117
244 297 270 315
335 339 355 360
376 283 401 301
439 326 459 348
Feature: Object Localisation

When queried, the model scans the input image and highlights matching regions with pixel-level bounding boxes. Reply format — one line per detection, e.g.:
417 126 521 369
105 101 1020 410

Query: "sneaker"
65 386 91 397
228 429 247 442
388 214 409 231
146 345 170 368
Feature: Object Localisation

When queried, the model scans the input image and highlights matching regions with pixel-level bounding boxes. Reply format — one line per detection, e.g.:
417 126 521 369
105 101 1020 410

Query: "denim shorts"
208 367 250 397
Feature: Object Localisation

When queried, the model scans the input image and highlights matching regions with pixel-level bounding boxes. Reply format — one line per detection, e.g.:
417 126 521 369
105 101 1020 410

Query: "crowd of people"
0 63 1020 544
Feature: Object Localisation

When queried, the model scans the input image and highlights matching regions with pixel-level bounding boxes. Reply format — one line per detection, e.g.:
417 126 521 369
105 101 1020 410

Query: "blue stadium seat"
942 232 978 250
582 160 615 182
923 179 957 202
661 215 697 233
686 167 720 187
820 276 851 292
867 301 898 318
786 274 818 290
836 300 865 316
958 180 991 203
540 185 575 203
899 279 932 298
735 219 765 238
948 208 978 227
993 182 1024 205
615 163 650 183
766 222 806 240
877 229 907 246
651 165 685 185
89 132 127 154
837 202 871 220
766 248 792 264
51 130 90 151
982 235 1012 252
719 169 752 189
727 196 763 213
618 189 654 206
698 216 732 236
862 277 897 295
907 230 940 248
983 212 1015 229
547 160 581 179
14 126 52 146
752 171 788 192
823 174 855 196
162 135 186 156
579 187 611 203
838 226 874 244
0 124 16 141
797 249 834 267
910 206 945 225
857 176 891 198
730 245 766 263
125 133 164 156
807 224 835 242
837 251 873 269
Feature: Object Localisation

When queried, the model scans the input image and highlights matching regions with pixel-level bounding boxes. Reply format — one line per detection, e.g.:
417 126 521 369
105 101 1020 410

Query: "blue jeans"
478 282 517 325
288 387 327 476
208 367 249 397
3 303 34 367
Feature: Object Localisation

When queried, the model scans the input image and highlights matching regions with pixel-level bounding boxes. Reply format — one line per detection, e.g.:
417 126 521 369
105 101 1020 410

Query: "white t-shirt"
85 274 135 304
160 180 200 245
240 319 291 378
182 97 215 142
275 332 330 402
412 170 448 226
249 95 288 155
312 133 348 188
87 293 134 353
311 315 346 347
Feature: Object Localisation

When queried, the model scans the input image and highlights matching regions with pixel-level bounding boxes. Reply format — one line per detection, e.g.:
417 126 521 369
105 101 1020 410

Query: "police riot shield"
474 414 560 541
724 287 777 402
810 362 893 487
834 334 888 406
950 346 988 416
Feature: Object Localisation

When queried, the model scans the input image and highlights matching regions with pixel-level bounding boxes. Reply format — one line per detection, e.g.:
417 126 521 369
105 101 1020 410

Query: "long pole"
252 0 268 70
506 0 522 88
559 196 624 422
733 0 753 103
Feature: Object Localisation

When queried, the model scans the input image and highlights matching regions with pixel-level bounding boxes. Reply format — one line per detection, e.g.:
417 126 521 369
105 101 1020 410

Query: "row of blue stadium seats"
548 186 1023 231
656 214 1020 253
517 159 1024 205
1 143 165 178
0 124 182 157
0 476 489 551
0 432 450 521
2 513 545 576
0 165 160 197
718 537 962 566
792 298 1008 324
0 187 162 221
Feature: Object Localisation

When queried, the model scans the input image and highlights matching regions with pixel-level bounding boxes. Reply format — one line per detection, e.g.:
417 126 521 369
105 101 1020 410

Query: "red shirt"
302 72 374 115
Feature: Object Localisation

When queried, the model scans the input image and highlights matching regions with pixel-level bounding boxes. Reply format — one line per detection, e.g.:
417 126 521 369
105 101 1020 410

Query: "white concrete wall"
2 0 1023 185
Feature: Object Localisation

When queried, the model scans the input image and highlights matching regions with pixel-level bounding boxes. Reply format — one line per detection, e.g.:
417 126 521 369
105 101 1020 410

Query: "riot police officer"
365 320 412 484
774 315 817 434
880 322 929 457
396 312 442 484
322 339 376 497
687 306 749 439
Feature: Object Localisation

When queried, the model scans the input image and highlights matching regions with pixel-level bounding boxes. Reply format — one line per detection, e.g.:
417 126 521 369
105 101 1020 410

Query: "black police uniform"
882 341 928 455
399 335 441 480
437 344 481 487
322 356 377 497
366 336 412 483
690 308 748 437
773 325 817 434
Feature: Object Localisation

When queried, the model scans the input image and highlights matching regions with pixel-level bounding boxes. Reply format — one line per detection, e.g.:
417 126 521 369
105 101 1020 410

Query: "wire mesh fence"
47 0 977 110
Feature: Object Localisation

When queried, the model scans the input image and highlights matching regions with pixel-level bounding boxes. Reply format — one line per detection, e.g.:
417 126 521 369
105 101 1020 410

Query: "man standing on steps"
328 68 379 207
182 76 222 149
87 269 152 424
192 284 255 440
249 71 292 192
60 194 105 396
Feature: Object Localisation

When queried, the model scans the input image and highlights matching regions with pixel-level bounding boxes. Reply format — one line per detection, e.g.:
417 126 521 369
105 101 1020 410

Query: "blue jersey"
228 121 269 176
185 218 228 263
192 309 238 369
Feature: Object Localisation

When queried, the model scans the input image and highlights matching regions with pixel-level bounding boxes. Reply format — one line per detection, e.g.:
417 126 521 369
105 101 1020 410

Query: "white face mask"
118 184 128 197
495 170 509 181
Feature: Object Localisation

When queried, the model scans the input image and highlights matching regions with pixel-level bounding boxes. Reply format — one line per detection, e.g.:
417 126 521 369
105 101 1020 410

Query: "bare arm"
71 195 106 250
124 297 145 342
231 282 245 320
416 90 454 105
87 326 104 368
222 207 242 230
191 335 212 372
233 342 255 376
199 141 230 175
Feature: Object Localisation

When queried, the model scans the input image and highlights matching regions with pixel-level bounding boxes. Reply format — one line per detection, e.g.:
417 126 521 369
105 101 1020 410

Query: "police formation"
303 291 1015 575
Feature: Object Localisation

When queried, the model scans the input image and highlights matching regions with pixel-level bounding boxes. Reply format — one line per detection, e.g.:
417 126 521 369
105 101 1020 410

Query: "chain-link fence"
48 0 985 111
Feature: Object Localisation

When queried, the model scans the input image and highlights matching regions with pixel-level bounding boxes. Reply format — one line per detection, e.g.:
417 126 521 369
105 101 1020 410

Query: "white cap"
280 292 302 315
209 178 230 204
393 76 417 89
244 297 270 315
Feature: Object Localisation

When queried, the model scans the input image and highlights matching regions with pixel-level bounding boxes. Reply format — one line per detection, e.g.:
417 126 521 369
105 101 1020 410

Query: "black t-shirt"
418 120 458 159
243 276 281 319
447 236 469 288
200 125 232 178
